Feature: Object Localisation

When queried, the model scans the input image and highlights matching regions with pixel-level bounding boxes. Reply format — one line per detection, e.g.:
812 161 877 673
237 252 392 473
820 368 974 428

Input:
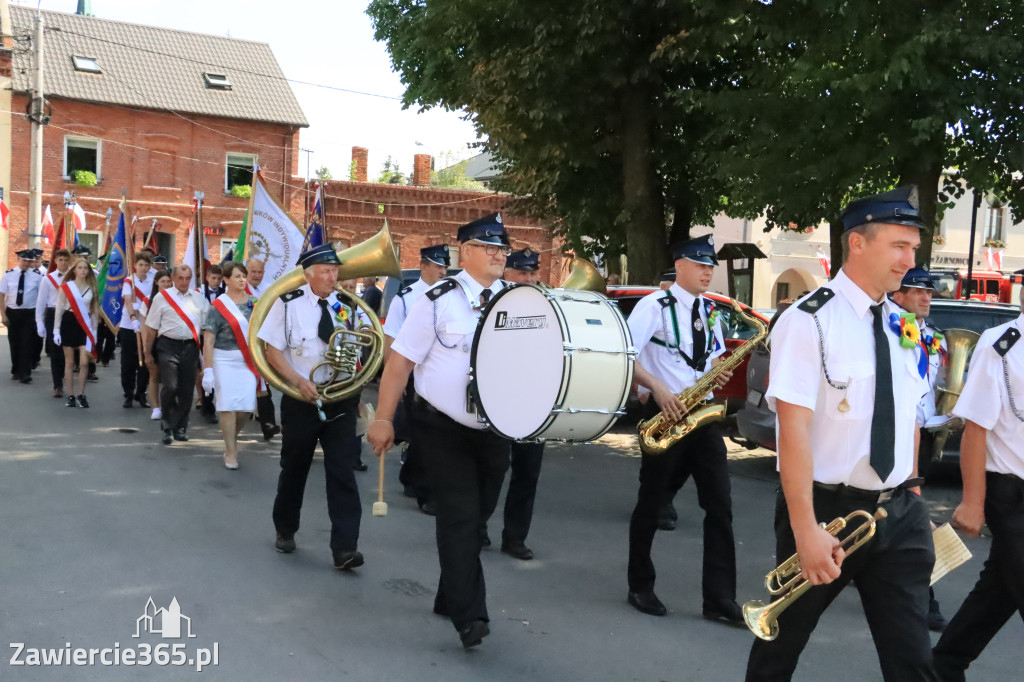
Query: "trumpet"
742 507 887 641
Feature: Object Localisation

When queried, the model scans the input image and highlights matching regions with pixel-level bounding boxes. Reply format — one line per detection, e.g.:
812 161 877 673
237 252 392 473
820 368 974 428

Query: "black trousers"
933 472 1024 681
746 487 937 682
156 337 199 432
256 391 277 425
96 323 116 364
273 394 362 551
414 399 510 631
6 308 35 380
627 412 736 603
43 308 64 389
502 441 545 544
118 329 149 400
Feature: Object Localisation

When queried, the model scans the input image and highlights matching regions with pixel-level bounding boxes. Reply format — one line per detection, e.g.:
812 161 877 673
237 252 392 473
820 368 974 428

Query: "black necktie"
479 289 492 309
869 304 896 481
317 299 334 343
16 270 25 306
691 298 707 370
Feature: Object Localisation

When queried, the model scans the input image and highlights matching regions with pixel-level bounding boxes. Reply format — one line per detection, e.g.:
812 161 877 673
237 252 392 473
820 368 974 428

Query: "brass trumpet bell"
560 258 606 293
248 222 401 404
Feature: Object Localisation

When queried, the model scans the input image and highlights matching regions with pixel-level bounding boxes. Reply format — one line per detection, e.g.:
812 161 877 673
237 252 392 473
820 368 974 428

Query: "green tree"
432 151 488 190
377 155 407 185
314 165 333 183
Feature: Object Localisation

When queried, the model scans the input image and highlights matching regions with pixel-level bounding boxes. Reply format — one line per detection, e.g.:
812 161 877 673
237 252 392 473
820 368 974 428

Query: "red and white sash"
211 294 262 386
244 283 260 297
160 289 201 344
46 271 62 292
60 281 98 357
133 277 151 308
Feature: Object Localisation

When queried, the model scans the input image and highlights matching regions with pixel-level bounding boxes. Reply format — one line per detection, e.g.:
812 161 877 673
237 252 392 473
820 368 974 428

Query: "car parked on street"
736 297 1021 469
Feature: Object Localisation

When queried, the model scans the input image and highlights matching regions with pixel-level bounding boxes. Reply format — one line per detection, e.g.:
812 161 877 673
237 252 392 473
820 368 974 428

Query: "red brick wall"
6 94 301 267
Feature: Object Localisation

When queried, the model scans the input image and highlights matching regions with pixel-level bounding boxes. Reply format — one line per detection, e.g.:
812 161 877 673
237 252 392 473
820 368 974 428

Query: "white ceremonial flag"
181 222 209 290
245 172 304 285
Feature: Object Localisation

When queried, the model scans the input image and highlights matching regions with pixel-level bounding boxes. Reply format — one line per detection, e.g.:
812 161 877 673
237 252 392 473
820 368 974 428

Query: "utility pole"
300 147 313 226
27 9 45 250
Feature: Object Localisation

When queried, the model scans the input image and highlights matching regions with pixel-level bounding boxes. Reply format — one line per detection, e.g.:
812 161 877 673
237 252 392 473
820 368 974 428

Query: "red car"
604 286 769 415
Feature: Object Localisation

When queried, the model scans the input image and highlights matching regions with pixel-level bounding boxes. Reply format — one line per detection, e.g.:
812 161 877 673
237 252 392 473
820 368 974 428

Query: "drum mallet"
373 450 388 517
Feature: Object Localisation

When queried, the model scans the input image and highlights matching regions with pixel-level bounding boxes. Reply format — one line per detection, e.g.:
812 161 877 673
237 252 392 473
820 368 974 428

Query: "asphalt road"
1 337 1020 680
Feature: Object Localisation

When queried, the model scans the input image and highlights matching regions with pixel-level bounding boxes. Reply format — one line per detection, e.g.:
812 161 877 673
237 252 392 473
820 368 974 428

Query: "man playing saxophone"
625 234 742 624
745 187 937 682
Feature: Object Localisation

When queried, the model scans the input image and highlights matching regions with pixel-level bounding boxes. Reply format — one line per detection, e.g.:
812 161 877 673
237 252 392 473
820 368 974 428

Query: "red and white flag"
0 199 9 231
816 248 831 278
41 205 54 245
987 247 1003 271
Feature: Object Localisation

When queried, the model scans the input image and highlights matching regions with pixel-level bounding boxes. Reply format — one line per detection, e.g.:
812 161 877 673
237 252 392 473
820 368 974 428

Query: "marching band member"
932 287 1024 680
201 262 258 470
890 267 949 632
496 247 545 560
384 243 451 514
369 213 512 649
257 243 365 571
119 251 154 409
143 264 209 445
1 249 43 384
625 234 740 623
53 256 99 408
746 187 936 682
35 248 72 397
246 257 281 441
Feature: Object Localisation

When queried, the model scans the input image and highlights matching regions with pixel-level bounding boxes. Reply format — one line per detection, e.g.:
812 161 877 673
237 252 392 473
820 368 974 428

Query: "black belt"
411 393 445 418
813 477 924 506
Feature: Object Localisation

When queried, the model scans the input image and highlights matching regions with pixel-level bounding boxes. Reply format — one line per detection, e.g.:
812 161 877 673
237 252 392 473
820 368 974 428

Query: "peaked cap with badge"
505 248 540 272
297 242 342 269
420 244 451 267
457 213 509 246
900 267 937 291
671 234 718 266
841 185 927 231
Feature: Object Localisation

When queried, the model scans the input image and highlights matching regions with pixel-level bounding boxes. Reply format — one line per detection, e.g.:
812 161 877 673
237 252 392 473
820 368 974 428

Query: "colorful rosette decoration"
889 312 929 377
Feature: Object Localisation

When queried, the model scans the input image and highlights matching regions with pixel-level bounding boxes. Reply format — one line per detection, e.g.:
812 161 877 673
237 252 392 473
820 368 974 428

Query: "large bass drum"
470 284 634 441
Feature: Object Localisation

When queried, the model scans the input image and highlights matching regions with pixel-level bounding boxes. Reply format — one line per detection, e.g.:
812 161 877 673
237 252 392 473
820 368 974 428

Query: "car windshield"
927 306 1019 335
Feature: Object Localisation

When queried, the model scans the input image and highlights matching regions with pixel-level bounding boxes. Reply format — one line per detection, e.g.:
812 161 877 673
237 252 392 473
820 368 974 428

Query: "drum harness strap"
994 326 1024 422
650 292 711 371
430 277 507 349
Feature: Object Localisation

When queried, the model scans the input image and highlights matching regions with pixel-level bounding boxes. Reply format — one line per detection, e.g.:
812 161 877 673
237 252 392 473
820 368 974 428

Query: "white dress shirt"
0 266 42 309
627 282 726 397
144 287 209 341
917 318 947 426
121 273 155 332
35 270 67 331
257 283 369 385
766 269 929 490
383 277 430 339
392 270 504 429
953 315 1024 479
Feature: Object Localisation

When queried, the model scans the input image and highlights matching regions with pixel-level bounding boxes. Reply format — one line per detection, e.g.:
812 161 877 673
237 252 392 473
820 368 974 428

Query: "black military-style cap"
457 213 509 246
152 254 169 266
901 267 937 291
660 268 676 282
841 185 926 231
15 249 34 259
505 248 540 271
670 234 718 266
72 245 92 257
297 242 342 269
420 244 451 267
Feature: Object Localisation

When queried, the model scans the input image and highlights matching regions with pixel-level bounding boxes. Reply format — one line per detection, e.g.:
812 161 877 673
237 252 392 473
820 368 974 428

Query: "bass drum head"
472 285 566 439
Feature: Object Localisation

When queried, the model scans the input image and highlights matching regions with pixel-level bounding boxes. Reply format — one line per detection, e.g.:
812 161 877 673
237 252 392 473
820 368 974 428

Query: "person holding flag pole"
53 256 99 407
35 248 72 397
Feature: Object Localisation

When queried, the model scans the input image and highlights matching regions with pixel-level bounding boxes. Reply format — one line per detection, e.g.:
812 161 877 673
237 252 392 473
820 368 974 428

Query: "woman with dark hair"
201 261 259 469
53 257 99 408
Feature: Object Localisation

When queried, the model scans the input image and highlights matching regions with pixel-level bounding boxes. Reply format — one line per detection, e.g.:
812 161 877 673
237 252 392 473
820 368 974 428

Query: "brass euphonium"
560 258 607 293
743 508 887 641
926 327 979 455
248 223 401 404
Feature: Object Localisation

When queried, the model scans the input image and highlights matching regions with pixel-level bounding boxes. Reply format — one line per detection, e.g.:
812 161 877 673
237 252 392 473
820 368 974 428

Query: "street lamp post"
965 190 981 300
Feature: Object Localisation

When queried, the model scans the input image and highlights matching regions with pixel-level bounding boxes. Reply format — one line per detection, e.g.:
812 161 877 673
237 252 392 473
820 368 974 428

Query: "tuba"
927 327 980 455
560 258 607 293
248 224 401 404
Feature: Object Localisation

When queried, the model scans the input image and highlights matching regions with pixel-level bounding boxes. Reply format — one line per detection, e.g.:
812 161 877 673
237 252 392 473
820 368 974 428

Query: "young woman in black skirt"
54 257 99 407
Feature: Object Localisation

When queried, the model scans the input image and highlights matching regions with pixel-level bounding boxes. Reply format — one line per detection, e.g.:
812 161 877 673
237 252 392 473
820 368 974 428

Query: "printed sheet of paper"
931 523 972 586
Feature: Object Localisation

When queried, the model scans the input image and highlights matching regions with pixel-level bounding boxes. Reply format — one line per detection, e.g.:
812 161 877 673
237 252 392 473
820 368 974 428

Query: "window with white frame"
76 231 102 264
219 238 236 261
64 137 101 181
985 205 1005 242
225 154 256 193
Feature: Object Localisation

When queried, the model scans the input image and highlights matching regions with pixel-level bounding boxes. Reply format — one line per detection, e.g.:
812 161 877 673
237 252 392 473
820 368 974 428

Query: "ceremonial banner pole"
193 190 206 289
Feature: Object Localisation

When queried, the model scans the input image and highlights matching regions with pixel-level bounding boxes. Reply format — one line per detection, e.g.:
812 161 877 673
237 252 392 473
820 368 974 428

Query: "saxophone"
637 301 769 455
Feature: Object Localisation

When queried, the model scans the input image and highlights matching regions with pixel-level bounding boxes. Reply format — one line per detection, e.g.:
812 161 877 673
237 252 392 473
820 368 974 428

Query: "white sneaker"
150 407 162 420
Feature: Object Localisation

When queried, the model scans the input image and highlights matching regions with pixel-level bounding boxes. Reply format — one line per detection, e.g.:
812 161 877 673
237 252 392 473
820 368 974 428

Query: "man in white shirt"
35 248 72 397
746 187 935 681
626 234 738 623
1 249 43 383
932 288 1024 680
119 251 154 409
369 213 512 650
245 257 280 440
244 257 265 297
143 264 209 445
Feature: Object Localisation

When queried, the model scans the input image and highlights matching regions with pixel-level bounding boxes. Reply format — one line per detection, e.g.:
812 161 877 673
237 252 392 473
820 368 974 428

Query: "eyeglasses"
467 243 512 257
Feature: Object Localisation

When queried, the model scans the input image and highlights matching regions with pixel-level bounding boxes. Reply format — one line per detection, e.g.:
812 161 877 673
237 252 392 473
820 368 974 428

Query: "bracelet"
373 419 392 424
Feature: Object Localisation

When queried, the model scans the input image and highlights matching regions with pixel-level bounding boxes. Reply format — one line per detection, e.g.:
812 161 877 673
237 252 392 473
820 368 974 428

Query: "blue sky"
25 0 481 179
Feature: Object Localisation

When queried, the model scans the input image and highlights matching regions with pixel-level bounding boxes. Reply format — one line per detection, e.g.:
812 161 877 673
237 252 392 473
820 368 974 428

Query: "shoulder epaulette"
658 292 677 308
279 289 304 302
797 287 835 313
994 327 1020 357
426 278 458 301
397 285 412 297
5 268 12 273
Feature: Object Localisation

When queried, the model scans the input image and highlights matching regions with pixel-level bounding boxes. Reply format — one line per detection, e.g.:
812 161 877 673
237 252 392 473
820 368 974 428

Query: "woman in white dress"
53 257 99 408
201 262 258 469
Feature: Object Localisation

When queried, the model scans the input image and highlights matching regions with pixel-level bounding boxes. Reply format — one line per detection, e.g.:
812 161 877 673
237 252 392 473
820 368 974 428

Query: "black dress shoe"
162 430 173 445
703 599 745 626
657 517 677 531
403 484 418 498
261 422 281 441
87 374 98 383
203 413 218 424
275 533 296 553
19 376 32 384
628 591 667 616
418 499 436 516
123 397 134 408
928 603 948 632
501 540 535 561
354 460 368 472
481 534 491 549
459 620 490 649
172 429 189 442
332 550 364 571
135 395 151 408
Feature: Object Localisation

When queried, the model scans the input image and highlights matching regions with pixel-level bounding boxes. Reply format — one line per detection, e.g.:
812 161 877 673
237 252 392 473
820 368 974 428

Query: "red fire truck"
931 268 1020 303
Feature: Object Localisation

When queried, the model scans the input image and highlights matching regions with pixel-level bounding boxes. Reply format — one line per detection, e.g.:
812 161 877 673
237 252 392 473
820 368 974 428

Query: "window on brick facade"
64 137 101 181
985 205 1005 242
72 56 101 73
225 154 256 192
